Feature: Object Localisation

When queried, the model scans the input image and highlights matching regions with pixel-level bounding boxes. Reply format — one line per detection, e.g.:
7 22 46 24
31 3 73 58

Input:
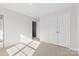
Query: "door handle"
56 31 59 33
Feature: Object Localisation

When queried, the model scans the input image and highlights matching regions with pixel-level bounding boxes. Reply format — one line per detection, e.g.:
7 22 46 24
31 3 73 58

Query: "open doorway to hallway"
32 21 40 41
32 21 37 38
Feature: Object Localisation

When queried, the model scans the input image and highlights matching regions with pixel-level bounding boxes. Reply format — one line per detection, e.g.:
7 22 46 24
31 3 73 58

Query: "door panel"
58 13 70 48
48 13 70 48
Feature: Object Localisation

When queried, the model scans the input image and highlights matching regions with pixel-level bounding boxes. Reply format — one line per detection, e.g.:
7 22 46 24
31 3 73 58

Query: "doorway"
32 21 37 38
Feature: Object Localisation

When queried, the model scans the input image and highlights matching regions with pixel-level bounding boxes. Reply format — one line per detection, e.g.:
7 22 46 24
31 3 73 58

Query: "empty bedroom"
0 3 79 56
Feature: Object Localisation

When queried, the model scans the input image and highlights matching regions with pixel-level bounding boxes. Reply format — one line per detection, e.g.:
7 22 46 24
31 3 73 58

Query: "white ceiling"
0 3 76 17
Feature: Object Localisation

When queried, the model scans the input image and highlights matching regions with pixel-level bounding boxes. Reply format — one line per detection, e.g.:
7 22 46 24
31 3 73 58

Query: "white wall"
0 7 32 47
40 17 49 43
77 4 79 51
40 5 78 51
70 5 77 50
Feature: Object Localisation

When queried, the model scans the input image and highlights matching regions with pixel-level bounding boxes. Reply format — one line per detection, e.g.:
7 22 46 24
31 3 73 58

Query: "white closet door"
65 14 70 48
49 16 57 45
58 13 70 48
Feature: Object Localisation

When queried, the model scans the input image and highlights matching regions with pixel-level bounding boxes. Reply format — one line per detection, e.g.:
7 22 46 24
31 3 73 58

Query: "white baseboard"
70 48 79 52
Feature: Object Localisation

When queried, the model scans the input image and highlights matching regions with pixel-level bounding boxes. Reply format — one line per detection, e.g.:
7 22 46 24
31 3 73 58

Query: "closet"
49 12 70 48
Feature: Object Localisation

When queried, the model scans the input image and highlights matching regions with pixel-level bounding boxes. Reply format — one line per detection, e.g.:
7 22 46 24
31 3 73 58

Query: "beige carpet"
33 42 78 56
0 41 78 56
